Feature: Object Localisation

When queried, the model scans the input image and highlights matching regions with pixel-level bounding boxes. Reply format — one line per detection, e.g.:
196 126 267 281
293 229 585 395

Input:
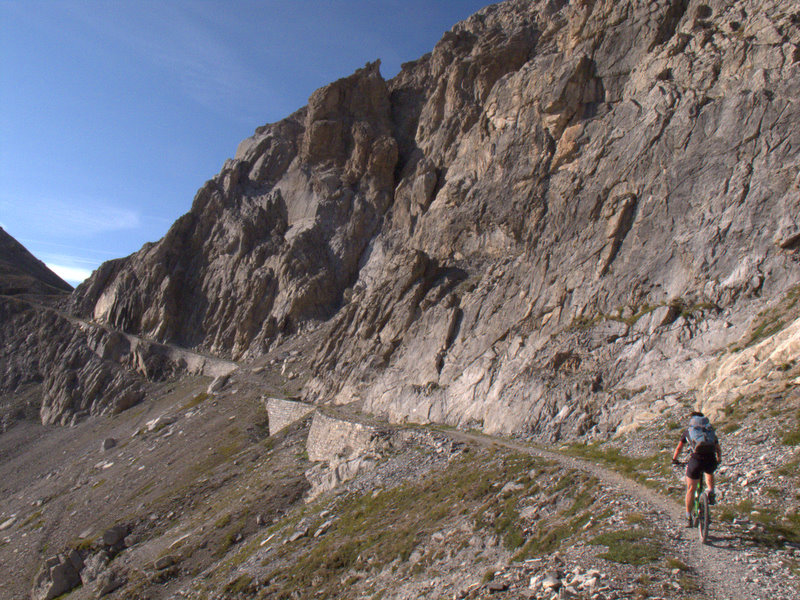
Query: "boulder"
31 551 84 600
80 551 110 585
92 568 126 597
154 555 179 570
207 375 229 394
101 524 128 552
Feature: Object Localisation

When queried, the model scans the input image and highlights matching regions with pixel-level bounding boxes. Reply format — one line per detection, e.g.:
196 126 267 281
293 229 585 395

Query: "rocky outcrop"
59 0 800 438
31 551 84 600
31 525 130 600
305 0 800 438
73 61 398 360
0 297 146 426
0 292 235 427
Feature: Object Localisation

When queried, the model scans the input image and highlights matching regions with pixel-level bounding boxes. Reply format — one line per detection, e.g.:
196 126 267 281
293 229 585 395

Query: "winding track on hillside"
445 429 786 600
2 294 238 379
314 398 794 600
5 294 790 599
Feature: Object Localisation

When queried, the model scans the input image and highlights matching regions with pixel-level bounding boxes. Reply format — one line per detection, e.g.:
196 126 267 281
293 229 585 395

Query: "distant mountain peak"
0 227 72 296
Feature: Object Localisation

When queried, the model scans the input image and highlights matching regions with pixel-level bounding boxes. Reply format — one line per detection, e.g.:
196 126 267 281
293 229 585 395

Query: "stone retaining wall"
265 398 315 436
306 412 378 462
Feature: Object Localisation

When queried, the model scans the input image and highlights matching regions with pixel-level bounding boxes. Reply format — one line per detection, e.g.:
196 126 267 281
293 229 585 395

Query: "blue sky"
0 0 490 286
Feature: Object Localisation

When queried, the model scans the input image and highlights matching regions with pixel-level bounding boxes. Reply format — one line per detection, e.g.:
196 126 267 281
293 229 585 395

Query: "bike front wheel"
697 493 710 543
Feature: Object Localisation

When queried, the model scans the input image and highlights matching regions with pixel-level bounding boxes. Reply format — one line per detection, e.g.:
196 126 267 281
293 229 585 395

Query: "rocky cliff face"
0 229 140 428
73 62 397 358
0 230 228 427
65 0 800 438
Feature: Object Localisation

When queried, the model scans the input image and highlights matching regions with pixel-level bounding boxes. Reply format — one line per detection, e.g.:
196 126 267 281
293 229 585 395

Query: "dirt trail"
3 293 239 378
446 430 780 600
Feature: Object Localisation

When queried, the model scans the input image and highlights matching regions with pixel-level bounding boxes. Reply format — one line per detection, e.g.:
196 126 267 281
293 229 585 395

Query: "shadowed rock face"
70 0 800 437
0 229 147 427
0 227 72 296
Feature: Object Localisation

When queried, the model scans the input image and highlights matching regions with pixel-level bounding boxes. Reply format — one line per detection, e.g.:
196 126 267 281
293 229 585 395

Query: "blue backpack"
687 416 718 453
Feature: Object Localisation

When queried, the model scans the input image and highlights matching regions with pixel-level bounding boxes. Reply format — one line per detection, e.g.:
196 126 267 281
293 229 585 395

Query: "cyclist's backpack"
687 415 717 454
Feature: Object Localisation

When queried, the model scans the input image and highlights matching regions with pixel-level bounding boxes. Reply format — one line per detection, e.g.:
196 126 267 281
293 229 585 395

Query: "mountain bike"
674 462 711 544
692 474 711 543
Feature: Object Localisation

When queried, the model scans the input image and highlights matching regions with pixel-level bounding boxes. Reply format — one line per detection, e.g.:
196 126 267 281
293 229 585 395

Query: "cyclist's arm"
672 439 685 462
715 442 721 463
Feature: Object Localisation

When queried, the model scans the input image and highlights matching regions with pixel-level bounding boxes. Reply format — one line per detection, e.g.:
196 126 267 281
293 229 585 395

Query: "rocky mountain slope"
1 368 798 600
0 228 235 429
2 2 800 599
63 0 800 440
0 227 72 296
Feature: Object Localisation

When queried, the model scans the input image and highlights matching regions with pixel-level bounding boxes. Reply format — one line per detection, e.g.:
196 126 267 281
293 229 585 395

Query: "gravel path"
447 430 797 600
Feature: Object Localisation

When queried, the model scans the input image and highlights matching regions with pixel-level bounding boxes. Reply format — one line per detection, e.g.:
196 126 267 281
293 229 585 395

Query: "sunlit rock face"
75 62 397 361
73 0 800 438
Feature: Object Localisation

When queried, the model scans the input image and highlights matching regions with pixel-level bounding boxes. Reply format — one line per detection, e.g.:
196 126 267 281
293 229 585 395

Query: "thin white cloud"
60 2 273 122
46 263 93 286
24 197 140 238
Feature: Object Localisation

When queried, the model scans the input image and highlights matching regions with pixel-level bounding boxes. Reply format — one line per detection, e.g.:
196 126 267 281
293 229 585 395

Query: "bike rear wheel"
697 493 710 543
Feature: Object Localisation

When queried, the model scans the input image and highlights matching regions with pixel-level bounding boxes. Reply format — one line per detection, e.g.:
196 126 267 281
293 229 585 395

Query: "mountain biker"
671 411 722 526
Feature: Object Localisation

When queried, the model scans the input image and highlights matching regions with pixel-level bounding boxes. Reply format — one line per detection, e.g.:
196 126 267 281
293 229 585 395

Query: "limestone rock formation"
16 0 800 435
308 0 800 437
0 297 145 426
73 61 397 360
0 231 237 427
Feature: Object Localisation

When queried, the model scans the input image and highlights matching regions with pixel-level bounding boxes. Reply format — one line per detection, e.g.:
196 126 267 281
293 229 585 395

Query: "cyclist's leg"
704 460 717 504
685 476 698 515
685 456 703 523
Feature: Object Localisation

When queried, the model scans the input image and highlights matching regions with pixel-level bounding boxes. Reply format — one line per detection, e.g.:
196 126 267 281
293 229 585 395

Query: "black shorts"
686 454 718 480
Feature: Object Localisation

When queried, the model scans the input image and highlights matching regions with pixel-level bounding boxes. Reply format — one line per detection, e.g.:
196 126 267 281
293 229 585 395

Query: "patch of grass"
182 392 209 411
215 514 232 529
514 521 576 560
565 443 667 487
777 457 800 477
736 284 800 350
225 574 254 594
780 411 800 446
274 451 547 598
191 440 245 476
513 488 599 562
666 557 690 571
722 422 741 434
571 299 717 331
718 506 736 523
217 530 242 557
678 574 703 593
70 534 99 552
21 510 44 529
591 529 662 565
626 512 646 525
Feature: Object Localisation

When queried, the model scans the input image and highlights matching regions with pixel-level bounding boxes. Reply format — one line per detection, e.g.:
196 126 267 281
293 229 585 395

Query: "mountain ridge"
0 226 72 296
66 0 800 440
1 2 800 599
